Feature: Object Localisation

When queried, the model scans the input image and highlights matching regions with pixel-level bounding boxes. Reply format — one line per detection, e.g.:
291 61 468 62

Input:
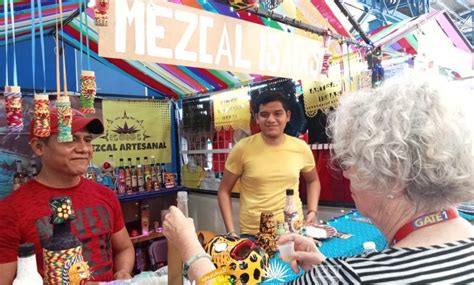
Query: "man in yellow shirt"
218 91 321 238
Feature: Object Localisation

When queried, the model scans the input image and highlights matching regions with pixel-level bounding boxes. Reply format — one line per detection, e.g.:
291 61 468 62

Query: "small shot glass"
277 241 295 262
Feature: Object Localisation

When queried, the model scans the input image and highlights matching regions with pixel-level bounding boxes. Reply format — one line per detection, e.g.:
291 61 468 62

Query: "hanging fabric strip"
33 94 51 137
346 42 352 89
5 86 23 133
84 0 91 70
79 0 83 70
9 0 18 86
56 0 73 142
4 0 8 86
80 70 96 114
37 0 46 93
31 0 36 92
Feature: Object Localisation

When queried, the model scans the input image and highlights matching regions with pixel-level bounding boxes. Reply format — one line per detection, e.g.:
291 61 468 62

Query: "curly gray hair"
328 70 473 207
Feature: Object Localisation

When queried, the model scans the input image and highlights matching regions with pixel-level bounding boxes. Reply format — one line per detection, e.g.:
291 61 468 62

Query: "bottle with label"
108 154 116 184
160 163 166 188
117 159 126 194
143 156 152 192
29 160 38 178
131 164 138 193
13 160 25 191
150 156 159 191
136 157 145 192
284 189 301 233
85 161 97 181
156 163 163 190
362 241 377 255
141 203 150 236
13 243 43 285
43 197 90 284
125 158 132 194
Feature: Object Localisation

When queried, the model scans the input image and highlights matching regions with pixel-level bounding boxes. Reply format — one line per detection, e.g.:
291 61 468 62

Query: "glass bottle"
43 197 90 284
13 160 25 190
85 161 97 182
13 243 43 285
144 156 152 192
150 156 159 191
160 163 166 188
108 154 116 184
177 191 189 217
136 157 145 192
29 160 38 178
131 164 138 193
117 159 126 194
125 158 132 194
284 189 301 233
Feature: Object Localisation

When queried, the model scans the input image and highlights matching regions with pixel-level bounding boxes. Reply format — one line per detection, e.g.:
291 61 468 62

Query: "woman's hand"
278 233 326 273
162 206 199 260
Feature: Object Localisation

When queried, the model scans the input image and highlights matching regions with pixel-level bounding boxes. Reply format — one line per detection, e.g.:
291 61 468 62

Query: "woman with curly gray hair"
161 71 473 284
279 71 474 284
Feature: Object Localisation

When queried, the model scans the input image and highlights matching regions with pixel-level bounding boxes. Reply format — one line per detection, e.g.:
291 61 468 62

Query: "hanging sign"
98 0 324 80
302 75 342 117
92 100 172 165
213 87 251 132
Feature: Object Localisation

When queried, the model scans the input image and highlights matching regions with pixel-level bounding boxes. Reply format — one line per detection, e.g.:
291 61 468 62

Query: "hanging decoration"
4 0 23 133
80 70 96 114
94 0 110 26
5 86 23 133
56 0 73 142
33 94 51 137
228 0 258 11
261 0 283 10
57 96 73 143
321 30 332 76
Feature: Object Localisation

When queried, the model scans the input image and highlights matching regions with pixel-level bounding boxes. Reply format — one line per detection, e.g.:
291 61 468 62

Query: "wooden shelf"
118 186 185 203
130 230 164 244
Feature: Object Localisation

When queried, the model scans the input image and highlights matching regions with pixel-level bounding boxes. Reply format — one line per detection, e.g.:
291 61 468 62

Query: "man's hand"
305 211 317 225
114 270 132 280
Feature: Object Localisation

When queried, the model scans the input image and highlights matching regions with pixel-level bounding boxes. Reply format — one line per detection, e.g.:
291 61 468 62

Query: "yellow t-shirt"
225 133 315 235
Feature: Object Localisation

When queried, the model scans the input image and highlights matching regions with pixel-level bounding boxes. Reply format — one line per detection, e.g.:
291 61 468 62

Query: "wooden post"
167 241 183 285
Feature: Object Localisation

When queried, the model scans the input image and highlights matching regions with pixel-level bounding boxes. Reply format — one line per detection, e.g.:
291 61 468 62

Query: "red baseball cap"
30 108 104 140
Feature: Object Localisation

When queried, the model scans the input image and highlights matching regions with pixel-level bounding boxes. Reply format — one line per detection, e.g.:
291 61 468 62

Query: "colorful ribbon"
4 86 23 133
57 96 73 143
33 94 51 137
80 70 96 114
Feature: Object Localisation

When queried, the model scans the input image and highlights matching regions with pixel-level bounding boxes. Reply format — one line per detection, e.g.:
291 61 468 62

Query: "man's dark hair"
251 90 290 114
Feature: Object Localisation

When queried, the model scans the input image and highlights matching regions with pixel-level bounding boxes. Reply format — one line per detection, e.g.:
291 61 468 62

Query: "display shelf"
130 230 164 244
118 186 186 203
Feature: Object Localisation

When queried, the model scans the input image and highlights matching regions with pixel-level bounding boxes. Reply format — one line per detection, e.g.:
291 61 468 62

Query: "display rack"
118 186 185 203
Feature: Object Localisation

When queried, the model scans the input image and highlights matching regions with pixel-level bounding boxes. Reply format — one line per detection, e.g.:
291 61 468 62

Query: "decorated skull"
205 235 268 284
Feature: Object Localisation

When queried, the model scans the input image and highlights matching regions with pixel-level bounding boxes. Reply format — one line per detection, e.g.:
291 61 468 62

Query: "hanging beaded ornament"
4 86 23 133
80 70 96 114
56 96 73 143
94 0 109 26
33 93 51 137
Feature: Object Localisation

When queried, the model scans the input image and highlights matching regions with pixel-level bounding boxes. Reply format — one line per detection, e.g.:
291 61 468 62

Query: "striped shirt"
289 238 474 284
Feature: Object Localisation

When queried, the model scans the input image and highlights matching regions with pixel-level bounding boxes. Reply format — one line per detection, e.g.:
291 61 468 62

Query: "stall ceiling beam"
334 0 373 45
248 6 361 45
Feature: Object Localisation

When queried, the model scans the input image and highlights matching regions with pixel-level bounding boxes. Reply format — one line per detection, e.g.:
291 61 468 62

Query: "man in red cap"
0 108 135 284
